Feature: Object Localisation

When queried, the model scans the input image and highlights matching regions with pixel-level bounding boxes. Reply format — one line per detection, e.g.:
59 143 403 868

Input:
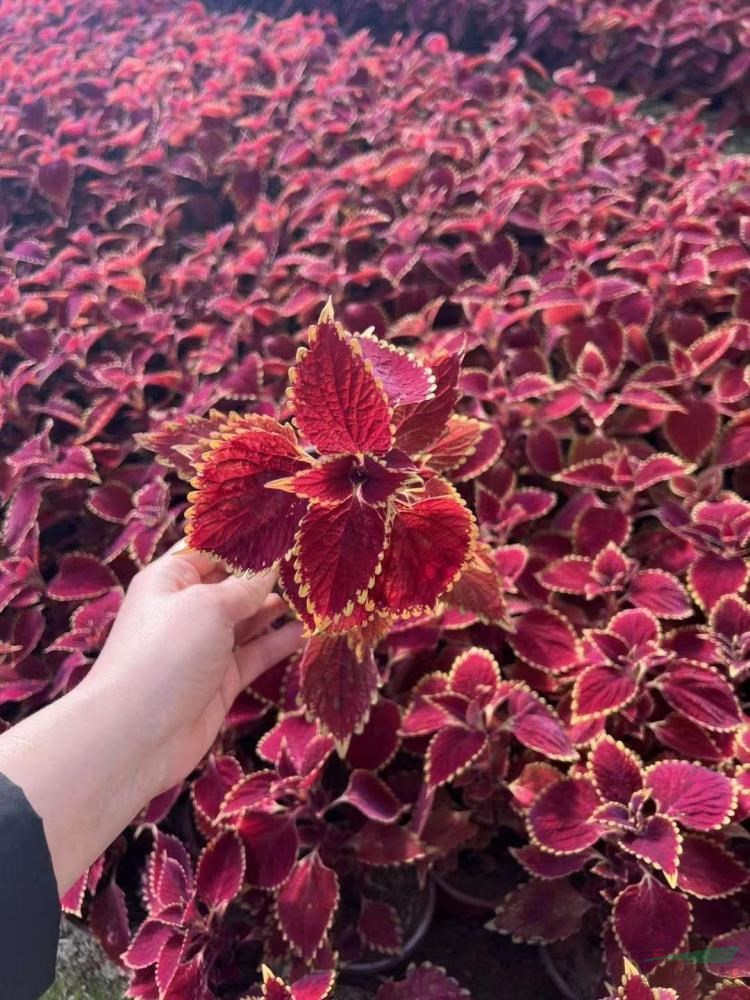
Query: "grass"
43 921 126 1000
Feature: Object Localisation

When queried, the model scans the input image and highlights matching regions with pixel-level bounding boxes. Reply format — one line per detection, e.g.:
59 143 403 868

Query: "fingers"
234 593 288 646
215 568 277 623
135 538 223 592
235 619 305 687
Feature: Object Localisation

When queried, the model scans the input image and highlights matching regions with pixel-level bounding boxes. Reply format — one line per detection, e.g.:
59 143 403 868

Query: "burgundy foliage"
218 0 750 124
1 0 750 997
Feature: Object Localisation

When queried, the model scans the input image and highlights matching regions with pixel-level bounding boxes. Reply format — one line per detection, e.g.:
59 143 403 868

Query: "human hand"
88 541 304 800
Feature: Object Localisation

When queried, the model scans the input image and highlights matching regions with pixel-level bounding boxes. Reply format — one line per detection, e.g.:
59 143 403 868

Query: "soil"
341 891 564 999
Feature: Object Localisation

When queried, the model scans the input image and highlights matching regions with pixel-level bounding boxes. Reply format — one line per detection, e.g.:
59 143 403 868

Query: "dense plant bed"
2 0 750 997
210 0 750 125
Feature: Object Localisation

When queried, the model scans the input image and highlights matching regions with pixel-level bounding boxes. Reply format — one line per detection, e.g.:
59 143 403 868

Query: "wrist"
74 668 170 806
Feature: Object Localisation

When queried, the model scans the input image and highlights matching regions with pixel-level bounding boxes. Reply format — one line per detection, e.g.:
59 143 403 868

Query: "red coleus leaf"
275 457 357 507
376 964 469 1000
676 836 748 899
192 755 244 825
704 984 750 1000
355 332 435 405
187 414 308 573
287 969 336 1000
352 822 425 866
705 929 750 978
711 595 750 678
613 969 662 1000
38 156 74 205
451 422 504 482
620 815 682 880
290 317 393 455
423 415 482 474
238 812 298 889
510 844 594 880
664 397 720 463
373 479 475 616
506 685 577 761
634 453 691 492
337 770 404 822
425 725 486 787
86 481 132 524
657 663 741 731
284 454 409 508
538 556 595 595
123 919 176 970
262 969 294 1000
47 552 119 601
613 876 692 973
195 831 245 910
277 852 339 961
156 931 188 996
448 647 502 707
510 607 581 673
574 505 631 557
490 877 591 944
716 412 750 467
652 713 724 763
588 736 643 805
299 635 380 745
4 482 43 552
688 553 749 613
89 879 130 964
528 777 601 854
445 542 509 624
138 412 228 481
392 352 461 455
358 899 403 954
645 761 736 831
628 570 692 619
573 663 638 721
295 496 387 623
220 770 277 817
346 698 401 771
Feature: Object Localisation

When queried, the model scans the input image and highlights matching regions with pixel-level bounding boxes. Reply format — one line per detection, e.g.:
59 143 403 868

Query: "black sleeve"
0 772 61 1000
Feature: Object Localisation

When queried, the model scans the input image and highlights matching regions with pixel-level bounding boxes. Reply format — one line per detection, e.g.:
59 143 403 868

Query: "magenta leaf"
47 552 119 601
358 899 403 954
613 876 692 972
705 929 750 978
510 608 581 673
239 813 298 889
337 770 404 822
620 815 681 880
426 726 486 787
528 777 601 854
490 878 591 944
645 761 736 831
276 853 339 961
677 836 748 899
376 964 469 1000
588 735 643 805
507 685 577 761
195 831 245 910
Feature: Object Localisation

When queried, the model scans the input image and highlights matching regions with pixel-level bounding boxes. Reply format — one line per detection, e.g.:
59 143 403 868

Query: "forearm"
0 673 159 896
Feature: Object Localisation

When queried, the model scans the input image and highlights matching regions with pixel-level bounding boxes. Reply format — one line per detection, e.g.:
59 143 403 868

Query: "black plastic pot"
341 878 436 978
539 945 581 1000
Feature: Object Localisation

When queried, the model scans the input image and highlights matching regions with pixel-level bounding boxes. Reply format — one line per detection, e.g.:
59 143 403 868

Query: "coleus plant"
143 303 490 744
214 0 750 126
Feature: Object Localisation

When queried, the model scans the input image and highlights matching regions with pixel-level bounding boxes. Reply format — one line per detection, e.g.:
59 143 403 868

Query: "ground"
44 921 125 1000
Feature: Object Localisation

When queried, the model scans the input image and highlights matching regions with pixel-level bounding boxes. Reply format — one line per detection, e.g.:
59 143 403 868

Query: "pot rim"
539 944 582 1000
342 877 436 978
